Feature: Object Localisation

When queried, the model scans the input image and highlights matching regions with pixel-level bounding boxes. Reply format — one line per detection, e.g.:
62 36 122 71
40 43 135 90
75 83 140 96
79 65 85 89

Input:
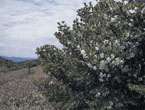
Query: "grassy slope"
0 66 53 110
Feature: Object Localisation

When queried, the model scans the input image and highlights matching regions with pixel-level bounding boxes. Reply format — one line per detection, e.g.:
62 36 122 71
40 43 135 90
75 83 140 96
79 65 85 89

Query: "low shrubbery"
0 56 40 72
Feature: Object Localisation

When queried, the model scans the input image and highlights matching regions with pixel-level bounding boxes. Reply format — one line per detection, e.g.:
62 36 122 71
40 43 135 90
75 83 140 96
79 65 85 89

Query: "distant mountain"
1 56 35 62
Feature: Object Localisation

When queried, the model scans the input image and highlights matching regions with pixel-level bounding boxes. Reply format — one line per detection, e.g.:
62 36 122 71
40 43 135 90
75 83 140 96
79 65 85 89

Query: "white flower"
95 46 99 50
141 8 145 14
128 23 132 26
104 40 109 44
112 58 120 65
99 60 109 72
126 32 130 37
133 74 137 78
124 1 128 5
49 81 54 85
134 7 138 10
95 92 101 97
77 45 80 49
67 41 71 44
120 60 124 64
111 17 115 22
119 0 123 3
109 41 112 46
100 72 103 77
81 49 85 54
138 77 143 81
93 66 97 70
130 53 135 58
120 46 125 50
99 61 106 70
94 55 97 58
109 101 114 106
96 0 100 3
130 19 133 22
114 40 120 46
99 78 104 82
107 74 111 78
114 15 118 19
80 49 87 58
100 53 104 58
129 9 135 14
110 7 113 11
100 72 106 78
106 57 111 62
114 40 119 44
103 14 108 19
87 63 93 68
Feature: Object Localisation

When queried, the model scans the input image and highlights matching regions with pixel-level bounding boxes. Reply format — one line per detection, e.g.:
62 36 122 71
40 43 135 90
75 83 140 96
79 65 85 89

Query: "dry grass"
0 66 53 110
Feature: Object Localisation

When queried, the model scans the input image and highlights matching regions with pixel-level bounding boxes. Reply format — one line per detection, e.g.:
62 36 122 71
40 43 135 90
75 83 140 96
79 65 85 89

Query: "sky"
0 0 97 58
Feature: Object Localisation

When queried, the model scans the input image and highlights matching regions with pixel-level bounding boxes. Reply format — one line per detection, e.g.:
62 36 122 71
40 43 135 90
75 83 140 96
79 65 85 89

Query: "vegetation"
0 66 53 110
0 56 40 73
0 56 15 72
36 0 145 110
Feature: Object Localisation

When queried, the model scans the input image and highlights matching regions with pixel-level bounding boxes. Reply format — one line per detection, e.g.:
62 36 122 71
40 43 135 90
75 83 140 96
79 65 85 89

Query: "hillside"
0 56 14 67
0 56 40 72
0 56 15 72
0 66 53 110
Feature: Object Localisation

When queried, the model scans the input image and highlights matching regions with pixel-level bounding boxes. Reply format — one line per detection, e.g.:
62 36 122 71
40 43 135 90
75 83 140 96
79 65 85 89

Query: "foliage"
0 56 15 72
17 59 40 70
0 56 40 72
36 0 145 110
129 84 145 96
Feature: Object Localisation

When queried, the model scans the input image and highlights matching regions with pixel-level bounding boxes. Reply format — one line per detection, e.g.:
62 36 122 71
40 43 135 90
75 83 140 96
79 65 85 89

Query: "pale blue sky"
0 0 97 58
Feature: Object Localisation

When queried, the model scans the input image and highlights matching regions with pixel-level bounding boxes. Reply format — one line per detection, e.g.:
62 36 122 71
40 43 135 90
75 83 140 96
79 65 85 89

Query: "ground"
0 66 53 110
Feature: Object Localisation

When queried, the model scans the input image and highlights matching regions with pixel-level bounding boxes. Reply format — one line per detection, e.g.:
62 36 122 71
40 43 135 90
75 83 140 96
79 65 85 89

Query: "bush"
36 0 145 110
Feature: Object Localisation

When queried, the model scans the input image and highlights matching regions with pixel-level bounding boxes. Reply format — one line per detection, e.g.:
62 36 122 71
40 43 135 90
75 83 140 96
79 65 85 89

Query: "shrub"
36 0 145 110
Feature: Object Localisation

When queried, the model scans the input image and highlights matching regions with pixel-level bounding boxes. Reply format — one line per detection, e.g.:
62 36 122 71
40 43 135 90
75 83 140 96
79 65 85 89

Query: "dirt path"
0 66 53 110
